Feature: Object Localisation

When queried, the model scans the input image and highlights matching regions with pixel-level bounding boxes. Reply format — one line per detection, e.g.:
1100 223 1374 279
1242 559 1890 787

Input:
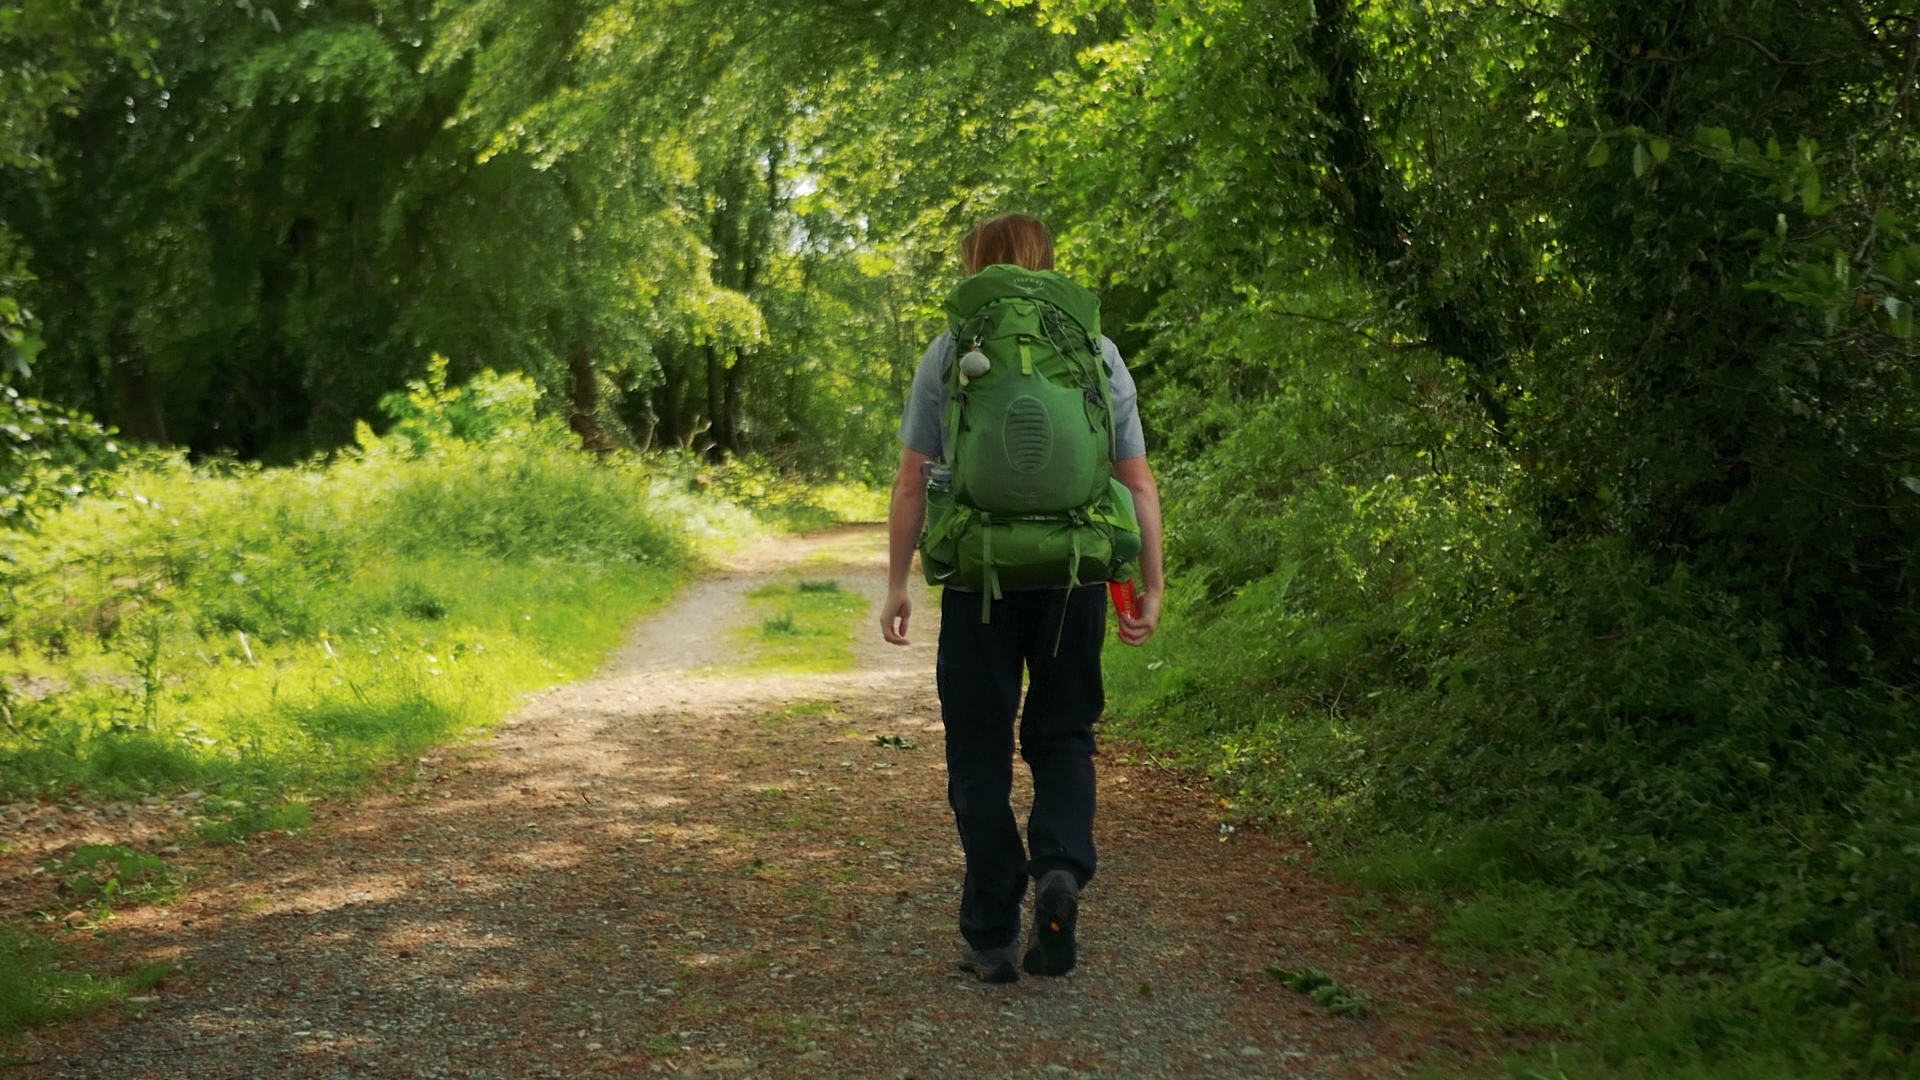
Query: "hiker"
879 213 1166 984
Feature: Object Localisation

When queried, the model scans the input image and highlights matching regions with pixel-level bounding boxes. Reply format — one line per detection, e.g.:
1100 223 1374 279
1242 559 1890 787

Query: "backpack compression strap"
980 514 1002 623
1050 528 1083 656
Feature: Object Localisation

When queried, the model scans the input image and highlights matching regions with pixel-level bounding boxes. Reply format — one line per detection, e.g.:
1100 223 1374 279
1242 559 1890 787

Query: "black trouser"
937 584 1104 952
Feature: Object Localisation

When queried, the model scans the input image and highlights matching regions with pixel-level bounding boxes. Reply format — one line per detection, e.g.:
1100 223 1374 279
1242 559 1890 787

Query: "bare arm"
880 448 931 645
1113 455 1164 647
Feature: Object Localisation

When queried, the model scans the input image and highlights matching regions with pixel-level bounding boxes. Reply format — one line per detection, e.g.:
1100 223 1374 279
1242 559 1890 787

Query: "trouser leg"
1020 584 1104 887
937 587 1028 951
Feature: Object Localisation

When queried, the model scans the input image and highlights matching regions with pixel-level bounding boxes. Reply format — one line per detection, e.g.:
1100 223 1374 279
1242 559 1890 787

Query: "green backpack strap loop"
942 389 964 468
980 513 999 624
1097 339 1117 461
1051 529 1084 657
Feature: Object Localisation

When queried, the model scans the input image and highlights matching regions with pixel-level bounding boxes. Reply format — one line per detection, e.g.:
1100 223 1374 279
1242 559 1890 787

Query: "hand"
880 587 912 645
1116 584 1162 647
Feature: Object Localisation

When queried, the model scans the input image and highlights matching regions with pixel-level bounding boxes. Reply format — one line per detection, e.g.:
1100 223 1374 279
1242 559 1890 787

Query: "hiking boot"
957 941 1020 984
1022 869 1080 977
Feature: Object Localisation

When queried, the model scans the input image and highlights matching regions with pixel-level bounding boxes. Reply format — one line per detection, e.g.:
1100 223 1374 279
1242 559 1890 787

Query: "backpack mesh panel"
1003 396 1054 475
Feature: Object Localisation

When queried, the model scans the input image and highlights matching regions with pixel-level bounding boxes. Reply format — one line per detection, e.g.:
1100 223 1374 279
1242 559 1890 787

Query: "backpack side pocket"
919 484 970 586
1094 478 1142 582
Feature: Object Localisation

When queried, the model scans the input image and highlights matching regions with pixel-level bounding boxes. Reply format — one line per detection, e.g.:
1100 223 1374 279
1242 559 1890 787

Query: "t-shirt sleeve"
1104 338 1148 460
898 332 953 459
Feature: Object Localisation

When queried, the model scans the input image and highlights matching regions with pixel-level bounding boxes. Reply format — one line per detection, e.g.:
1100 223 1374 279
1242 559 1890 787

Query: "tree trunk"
566 345 617 453
704 344 729 461
1301 0 1511 435
652 346 685 449
108 327 170 448
724 346 749 457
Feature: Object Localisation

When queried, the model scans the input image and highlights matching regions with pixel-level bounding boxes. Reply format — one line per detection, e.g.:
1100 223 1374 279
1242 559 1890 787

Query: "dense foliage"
5 0 1919 1073
0 0 1029 472
1038 1 1920 1074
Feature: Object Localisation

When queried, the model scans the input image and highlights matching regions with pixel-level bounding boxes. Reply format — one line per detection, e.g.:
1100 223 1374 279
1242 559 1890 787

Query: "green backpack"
919 265 1143 623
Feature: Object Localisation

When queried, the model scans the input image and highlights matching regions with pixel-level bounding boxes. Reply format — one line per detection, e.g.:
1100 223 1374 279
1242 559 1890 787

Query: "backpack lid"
944 265 1102 342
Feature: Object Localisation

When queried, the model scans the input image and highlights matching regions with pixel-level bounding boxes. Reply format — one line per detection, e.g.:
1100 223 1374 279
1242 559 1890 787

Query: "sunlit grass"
723 581 867 674
0 433 695 815
0 553 681 806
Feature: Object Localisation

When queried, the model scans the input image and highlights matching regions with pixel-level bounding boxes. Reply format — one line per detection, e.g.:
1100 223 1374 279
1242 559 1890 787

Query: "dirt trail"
7 527 1482 1079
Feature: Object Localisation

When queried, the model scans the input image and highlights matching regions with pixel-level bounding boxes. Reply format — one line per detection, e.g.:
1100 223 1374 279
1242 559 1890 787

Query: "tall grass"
0 437 689 808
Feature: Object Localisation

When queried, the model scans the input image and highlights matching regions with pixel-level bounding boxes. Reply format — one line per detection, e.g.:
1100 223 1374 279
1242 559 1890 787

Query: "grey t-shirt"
898 331 1146 464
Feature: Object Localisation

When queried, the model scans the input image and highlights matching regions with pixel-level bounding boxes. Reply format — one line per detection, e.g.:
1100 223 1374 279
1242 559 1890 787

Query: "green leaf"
1632 142 1650 178
1800 169 1822 214
1902 477 1920 495
1697 126 1732 151
1586 139 1610 168
1649 137 1670 163
1 334 39 379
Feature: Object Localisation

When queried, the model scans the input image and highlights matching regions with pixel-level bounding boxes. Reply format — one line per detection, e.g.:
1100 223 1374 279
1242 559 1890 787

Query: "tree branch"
1836 0 1903 66
1300 0 1512 436
1272 310 1430 352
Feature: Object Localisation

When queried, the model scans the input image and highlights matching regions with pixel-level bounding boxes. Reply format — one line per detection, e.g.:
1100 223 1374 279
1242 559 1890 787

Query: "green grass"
725 580 868 674
0 926 168 1038
0 549 681 805
703 461 886 533
757 702 838 731
42 845 181 909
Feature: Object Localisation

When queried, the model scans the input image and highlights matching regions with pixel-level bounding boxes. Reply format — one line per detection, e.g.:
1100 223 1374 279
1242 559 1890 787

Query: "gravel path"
3 526 1484 1078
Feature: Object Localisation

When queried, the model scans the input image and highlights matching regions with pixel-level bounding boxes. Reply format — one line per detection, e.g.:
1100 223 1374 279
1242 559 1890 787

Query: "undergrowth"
0 925 167 1038
1106 461 1920 1078
0 437 688 810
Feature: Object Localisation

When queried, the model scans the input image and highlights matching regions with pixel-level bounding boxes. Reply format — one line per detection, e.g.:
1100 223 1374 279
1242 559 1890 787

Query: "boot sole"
1023 875 1079 977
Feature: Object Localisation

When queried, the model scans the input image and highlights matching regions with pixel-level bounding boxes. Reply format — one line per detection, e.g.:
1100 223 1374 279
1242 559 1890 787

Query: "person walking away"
879 213 1165 984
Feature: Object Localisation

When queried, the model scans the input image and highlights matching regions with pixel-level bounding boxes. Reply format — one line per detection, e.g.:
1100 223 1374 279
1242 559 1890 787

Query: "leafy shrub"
0 383 123 531
1108 406 1920 1075
374 355 558 455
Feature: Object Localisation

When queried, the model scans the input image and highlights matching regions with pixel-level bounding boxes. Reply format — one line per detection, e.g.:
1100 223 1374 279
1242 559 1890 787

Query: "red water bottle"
1108 579 1139 625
